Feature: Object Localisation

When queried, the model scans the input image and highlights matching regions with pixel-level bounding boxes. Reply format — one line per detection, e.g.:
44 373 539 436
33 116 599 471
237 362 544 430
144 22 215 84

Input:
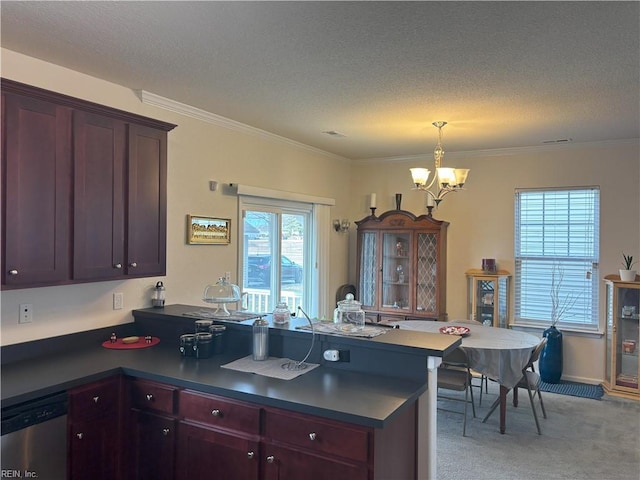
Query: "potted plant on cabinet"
539 264 578 384
620 253 637 282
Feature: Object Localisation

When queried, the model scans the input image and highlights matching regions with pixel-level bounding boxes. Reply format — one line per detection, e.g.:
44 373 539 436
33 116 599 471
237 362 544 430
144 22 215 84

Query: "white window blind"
514 187 600 329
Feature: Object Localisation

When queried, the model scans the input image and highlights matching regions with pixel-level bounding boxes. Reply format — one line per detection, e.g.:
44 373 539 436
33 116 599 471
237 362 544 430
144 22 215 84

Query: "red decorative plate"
439 326 471 337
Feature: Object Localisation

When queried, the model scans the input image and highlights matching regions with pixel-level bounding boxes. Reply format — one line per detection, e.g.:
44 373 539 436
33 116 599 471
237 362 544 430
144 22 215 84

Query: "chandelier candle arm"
409 121 470 208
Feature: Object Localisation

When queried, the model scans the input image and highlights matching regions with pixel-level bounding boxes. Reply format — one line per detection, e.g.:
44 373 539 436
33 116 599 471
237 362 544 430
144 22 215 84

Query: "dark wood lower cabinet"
67 376 417 480
262 443 368 480
69 416 119 480
129 410 177 480
176 421 260 480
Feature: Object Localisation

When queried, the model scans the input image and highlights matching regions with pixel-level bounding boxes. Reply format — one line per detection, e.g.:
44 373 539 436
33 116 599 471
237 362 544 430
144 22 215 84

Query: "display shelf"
603 275 640 399
465 269 511 328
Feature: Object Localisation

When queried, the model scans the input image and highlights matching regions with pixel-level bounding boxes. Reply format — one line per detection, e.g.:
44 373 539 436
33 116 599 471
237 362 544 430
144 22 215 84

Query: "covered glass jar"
203 277 246 316
333 293 365 332
272 302 291 325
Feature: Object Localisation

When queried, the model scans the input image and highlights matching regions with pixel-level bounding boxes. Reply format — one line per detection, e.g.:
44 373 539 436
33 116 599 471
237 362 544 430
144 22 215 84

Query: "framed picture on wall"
187 215 231 244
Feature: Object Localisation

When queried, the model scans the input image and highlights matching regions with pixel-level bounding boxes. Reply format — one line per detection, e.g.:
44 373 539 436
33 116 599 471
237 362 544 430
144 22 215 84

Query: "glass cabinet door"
358 231 377 309
474 278 497 326
416 232 438 315
381 232 411 311
613 285 639 390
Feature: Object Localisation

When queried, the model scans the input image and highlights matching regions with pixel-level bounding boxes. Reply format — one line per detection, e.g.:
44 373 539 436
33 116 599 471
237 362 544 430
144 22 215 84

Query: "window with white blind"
514 187 600 330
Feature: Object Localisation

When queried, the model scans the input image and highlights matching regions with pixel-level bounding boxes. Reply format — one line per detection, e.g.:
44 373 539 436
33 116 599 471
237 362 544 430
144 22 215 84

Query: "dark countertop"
1 305 460 429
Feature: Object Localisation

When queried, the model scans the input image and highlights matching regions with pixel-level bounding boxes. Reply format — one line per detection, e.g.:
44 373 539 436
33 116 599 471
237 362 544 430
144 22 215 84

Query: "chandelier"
410 121 469 208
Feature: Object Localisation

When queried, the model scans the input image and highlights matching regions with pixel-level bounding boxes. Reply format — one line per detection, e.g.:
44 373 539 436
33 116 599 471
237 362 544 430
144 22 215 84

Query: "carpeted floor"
436 380 640 480
538 380 604 400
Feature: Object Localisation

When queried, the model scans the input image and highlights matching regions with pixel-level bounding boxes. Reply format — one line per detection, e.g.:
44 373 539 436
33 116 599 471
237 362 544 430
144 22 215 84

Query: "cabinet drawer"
264 408 371 463
178 390 260 435
130 378 178 414
68 376 120 421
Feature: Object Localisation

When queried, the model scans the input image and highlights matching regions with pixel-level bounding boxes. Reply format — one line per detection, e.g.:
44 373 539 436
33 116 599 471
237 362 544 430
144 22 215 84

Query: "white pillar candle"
427 195 434 207
370 193 377 208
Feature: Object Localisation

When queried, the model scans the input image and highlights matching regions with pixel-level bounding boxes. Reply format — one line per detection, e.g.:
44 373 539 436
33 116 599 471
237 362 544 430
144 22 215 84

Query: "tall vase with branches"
540 263 578 383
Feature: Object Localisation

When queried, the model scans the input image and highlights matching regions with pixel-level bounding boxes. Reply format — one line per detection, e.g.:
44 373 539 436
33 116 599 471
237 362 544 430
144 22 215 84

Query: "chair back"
443 347 469 367
529 338 547 365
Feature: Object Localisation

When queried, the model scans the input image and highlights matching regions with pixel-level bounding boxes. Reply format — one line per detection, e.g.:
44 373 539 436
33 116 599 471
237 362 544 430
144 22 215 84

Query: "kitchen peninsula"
1 304 459 479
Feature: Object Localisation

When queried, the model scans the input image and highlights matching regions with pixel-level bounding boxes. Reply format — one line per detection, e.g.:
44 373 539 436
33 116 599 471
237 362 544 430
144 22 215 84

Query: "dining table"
389 320 540 434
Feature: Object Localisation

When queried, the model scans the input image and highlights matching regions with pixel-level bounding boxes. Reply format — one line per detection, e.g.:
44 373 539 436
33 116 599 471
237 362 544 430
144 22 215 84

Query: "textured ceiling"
1 1 638 160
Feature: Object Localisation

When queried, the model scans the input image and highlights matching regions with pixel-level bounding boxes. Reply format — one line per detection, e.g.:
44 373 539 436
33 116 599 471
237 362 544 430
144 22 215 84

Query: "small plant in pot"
620 253 637 282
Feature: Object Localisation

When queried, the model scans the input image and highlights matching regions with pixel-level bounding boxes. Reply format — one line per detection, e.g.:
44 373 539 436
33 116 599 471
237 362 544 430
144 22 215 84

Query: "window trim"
514 186 600 332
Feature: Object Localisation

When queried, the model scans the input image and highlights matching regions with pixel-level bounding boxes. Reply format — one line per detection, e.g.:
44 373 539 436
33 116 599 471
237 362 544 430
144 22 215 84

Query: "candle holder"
426 206 434 217
369 207 377 217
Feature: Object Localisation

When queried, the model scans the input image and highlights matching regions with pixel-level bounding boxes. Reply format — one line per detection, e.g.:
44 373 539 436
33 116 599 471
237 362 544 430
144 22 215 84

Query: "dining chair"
446 318 489 405
484 338 547 434
512 337 548 434
437 347 476 436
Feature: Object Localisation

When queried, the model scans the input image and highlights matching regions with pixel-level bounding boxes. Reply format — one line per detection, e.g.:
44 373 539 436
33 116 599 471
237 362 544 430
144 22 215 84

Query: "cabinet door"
612 284 639 391
69 416 119 480
415 231 440 317
2 93 72 287
176 421 259 480
381 232 411 312
129 410 176 480
358 231 378 309
127 124 167 277
73 110 126 280
263 443 368 480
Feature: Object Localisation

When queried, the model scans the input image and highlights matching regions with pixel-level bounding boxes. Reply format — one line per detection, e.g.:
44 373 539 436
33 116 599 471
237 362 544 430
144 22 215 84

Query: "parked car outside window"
248 254 303 287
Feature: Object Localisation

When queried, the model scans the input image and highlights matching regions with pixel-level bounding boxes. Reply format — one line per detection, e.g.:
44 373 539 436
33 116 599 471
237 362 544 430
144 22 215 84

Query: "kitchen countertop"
1 305 460 428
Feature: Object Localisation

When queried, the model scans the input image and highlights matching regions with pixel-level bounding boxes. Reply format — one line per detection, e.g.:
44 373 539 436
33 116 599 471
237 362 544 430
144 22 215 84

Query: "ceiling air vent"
542 138 573 144
322 130 346 138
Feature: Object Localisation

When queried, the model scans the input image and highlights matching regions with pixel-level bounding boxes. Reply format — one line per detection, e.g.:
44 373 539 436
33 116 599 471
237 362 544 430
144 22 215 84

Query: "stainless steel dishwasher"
1 391 68 479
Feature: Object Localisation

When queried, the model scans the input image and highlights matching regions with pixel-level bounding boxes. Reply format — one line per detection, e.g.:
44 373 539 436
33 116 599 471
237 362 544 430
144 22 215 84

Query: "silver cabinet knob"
8 269 18 275
309 432 317 441
92 396 99 403
266 456 275 464
247 452 254 459
76 433 84 440
129 262 137 268
114 263 122 269
162 428 170 436
211 409 221 417
146 394 154 401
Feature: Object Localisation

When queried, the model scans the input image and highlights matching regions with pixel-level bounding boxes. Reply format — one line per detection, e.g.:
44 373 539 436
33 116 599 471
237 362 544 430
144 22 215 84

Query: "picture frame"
187 215 231 245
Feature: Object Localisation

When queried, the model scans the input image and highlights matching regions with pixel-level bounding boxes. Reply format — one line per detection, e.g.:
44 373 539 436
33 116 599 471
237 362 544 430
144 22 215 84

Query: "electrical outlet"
113 292 124 310
19 304 33 324
225 271 231 282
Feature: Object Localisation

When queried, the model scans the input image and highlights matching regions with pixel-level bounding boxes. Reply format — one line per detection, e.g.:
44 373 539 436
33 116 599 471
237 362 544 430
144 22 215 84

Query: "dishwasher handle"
1 392 68 436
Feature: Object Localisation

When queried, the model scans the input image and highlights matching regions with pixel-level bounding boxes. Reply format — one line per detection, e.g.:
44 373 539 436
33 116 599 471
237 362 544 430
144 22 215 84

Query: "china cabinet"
356 210 448 322
603 275 640 399
466 269 511 328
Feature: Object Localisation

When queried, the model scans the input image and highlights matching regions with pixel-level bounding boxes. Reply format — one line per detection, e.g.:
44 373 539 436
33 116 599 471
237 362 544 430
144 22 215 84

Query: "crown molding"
354 138 639 165
135 89 348 162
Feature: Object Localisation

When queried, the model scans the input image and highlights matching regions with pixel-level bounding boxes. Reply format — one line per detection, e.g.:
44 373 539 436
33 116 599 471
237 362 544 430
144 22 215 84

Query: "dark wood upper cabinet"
2 92 72 287
127 124 168 277
1 79 176 289
73 110 126 280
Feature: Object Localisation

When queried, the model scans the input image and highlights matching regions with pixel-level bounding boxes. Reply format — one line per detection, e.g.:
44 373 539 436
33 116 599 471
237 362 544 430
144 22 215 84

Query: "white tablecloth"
390 320 540 389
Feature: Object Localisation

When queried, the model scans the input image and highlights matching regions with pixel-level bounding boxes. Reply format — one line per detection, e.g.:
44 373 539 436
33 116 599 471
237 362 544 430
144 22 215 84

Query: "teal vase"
539 326 563 383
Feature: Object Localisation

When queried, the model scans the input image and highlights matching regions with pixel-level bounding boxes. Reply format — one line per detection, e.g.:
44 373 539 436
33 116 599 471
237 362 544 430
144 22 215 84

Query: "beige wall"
0 49 352 345
2 49 639 384
347 140 640 383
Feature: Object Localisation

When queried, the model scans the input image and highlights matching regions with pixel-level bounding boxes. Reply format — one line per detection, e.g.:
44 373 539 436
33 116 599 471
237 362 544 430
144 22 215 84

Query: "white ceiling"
1 1 638 160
